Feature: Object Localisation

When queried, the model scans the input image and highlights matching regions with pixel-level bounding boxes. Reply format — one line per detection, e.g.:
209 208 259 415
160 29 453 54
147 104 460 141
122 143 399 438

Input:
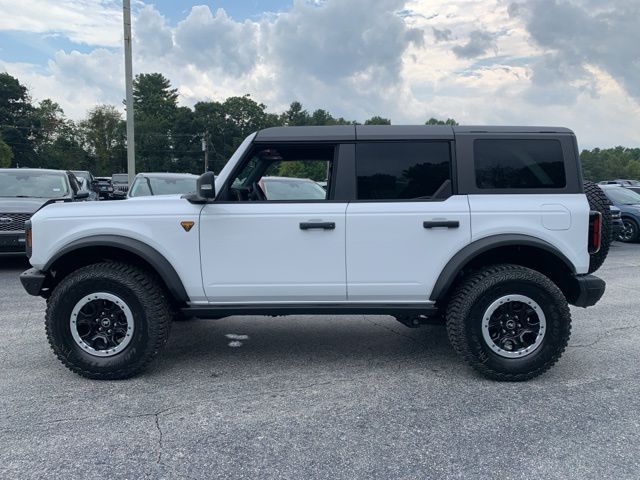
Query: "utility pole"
202 130 209 172
123 0 135 185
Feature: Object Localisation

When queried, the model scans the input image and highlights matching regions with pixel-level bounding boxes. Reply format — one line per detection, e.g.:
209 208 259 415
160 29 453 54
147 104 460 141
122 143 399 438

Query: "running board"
181 303 438 318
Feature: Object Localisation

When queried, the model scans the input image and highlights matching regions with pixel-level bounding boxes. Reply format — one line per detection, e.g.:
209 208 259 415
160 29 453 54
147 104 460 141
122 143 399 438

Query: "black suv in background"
0 168 88 255
94 177 114 200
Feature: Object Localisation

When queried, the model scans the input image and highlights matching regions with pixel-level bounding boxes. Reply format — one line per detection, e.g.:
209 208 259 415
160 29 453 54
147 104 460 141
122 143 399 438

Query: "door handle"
300 222 335 230
423 220 459 229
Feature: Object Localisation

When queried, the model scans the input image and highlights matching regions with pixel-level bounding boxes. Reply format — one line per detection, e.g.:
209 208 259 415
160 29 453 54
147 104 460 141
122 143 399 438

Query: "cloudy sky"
1 0 639 148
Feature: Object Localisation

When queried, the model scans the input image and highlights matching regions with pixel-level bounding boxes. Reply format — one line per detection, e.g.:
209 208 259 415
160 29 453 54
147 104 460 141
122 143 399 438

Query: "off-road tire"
446 264 571 381
45 262 172 379
584 180 612 273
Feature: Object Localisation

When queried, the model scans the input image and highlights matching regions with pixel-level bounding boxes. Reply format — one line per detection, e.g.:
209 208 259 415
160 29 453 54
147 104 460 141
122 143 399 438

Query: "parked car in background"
75 178 99 201
111 173 129 196
93 177 114 200
600 184 640 242
0 168 88 255
259 176 327 200
72 171 99 201
598 179 640 187
611 205 623 239
128 173 198 198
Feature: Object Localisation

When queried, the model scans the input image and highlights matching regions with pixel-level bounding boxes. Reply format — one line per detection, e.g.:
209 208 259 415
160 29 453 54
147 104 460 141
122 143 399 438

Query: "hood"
0 197 68 214
31 194 200 222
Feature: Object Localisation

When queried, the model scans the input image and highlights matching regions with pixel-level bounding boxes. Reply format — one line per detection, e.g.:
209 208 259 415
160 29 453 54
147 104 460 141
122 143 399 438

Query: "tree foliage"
0 135 12 168
365 116 391 125
425 117 458 126
80 105 125 175
581 147 640 182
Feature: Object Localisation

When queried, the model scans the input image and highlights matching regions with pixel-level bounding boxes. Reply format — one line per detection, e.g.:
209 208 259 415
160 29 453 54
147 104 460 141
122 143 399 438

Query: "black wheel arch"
430 234 577 303
43 235 189 305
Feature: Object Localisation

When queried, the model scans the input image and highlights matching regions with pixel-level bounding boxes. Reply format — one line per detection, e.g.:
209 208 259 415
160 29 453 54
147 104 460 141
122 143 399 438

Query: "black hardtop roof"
255 125 574 142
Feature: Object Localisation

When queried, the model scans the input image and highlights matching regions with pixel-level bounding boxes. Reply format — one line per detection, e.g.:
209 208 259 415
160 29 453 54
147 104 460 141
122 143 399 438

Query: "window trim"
352 140 455 203
215 141 341 204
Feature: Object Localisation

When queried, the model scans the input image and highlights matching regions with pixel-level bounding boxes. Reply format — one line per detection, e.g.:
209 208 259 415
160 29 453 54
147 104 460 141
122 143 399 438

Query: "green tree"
277 161 327 181
0 135 12 167
39 122 90 171
581 147 640 181
364 116 391 125
35 99 65 144
0 72 38 167
133 73 178 119
194 95 282 173
425 117 458 126
282 101 309 126
80 105 126 175
133 73 179 172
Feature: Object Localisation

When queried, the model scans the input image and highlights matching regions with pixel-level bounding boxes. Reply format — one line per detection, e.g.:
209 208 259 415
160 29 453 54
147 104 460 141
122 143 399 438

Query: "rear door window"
356 142 451 200
474 139 566 189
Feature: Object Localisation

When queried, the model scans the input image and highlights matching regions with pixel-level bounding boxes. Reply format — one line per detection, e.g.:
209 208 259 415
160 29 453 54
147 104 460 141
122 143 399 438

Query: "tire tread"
446 264 571 381
45 262 172 380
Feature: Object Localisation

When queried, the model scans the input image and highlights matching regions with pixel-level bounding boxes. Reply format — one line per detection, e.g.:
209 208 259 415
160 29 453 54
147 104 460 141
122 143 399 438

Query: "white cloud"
1 0 639 148
0 0 122 47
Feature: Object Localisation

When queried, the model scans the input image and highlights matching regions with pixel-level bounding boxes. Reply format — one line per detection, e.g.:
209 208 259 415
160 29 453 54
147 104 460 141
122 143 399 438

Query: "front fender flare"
44 234 189 304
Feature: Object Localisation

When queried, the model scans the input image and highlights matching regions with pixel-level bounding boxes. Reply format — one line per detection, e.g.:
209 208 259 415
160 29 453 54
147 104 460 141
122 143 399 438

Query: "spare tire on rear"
584 180 612 273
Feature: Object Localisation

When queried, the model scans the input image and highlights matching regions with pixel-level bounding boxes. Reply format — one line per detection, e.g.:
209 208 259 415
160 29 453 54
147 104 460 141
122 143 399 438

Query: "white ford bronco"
20 125 611 381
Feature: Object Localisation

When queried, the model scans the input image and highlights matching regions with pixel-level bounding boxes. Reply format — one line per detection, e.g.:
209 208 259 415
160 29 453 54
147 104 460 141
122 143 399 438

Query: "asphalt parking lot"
1 244 639 480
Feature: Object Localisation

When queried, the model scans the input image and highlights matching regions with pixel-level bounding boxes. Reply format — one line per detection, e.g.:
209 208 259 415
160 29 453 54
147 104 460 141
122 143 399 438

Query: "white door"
200 202 347 303
345 140 471 303
346 197 471 302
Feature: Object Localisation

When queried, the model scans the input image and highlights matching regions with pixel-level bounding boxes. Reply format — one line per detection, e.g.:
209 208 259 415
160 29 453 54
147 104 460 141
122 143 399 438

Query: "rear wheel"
618 217 639 243
45 262 172 379
446 264 571 381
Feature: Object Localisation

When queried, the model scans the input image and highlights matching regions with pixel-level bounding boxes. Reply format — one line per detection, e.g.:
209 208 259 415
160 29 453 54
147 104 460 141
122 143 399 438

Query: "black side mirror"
197 172 216 199
75 190 90 200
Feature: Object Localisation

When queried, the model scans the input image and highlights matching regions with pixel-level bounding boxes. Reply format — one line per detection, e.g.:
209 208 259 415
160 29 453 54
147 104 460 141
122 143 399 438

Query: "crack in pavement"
569 323 640 348
0 406 180 434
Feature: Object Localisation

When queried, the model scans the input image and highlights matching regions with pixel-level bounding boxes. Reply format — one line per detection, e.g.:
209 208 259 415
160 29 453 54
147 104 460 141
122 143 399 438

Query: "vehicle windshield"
129 176 197 197
603 187 640 205
261 178 327 200
0 171 69 198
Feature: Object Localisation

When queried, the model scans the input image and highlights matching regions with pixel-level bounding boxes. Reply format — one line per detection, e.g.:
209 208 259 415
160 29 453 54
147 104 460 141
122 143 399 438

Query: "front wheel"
446 264 571 381
45 262 172 379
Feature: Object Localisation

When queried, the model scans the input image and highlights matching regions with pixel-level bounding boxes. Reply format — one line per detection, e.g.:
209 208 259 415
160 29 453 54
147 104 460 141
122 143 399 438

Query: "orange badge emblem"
180 221 195 232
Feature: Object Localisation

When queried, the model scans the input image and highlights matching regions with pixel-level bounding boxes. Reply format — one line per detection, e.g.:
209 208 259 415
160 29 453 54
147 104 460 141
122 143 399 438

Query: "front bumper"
20 268 47 296
567 274 606 308
0 231 26 254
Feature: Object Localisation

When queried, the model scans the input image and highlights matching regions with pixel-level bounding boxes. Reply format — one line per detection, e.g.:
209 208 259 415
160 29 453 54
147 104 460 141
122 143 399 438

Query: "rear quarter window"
474 139 566 189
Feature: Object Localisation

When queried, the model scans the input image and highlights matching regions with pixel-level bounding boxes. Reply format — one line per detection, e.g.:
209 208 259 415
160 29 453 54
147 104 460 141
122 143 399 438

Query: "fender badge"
180 221 195 232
